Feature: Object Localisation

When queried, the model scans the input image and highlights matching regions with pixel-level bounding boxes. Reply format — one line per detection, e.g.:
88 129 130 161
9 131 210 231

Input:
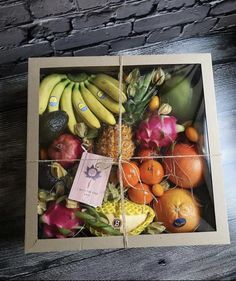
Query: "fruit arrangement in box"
37 65 215 239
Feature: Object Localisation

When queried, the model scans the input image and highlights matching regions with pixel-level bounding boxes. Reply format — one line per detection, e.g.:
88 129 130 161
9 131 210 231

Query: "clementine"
153 188 200 233
120 162 140 188
140 160 164 185
128 183 153 204
185 126 199 143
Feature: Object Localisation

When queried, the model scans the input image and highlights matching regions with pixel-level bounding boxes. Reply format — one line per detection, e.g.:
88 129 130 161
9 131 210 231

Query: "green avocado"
160 76 201 123
39 111 69 144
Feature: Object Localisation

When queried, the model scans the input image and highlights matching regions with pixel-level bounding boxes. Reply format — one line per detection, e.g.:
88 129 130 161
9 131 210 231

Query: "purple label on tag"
68 152 113 207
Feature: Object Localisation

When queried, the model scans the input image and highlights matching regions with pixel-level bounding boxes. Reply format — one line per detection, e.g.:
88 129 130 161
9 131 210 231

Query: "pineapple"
96 124 135 159
96 68 165 160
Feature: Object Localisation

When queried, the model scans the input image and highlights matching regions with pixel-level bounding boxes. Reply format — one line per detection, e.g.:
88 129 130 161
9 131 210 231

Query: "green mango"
160 76 201 123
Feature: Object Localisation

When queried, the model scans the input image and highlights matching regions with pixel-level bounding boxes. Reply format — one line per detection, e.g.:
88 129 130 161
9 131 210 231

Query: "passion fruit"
38 162 59 190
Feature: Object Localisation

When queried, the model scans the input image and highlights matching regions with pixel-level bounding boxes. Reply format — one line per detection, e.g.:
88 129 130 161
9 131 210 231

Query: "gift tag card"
69 152 113 207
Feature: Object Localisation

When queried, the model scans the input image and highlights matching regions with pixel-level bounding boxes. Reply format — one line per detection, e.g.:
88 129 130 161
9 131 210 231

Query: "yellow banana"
39 74 67 114
94 73 126 92
48 79 70 112
80 82 116 126
72 83 100 129
60 82 77 134
85 81 125 114
90 74 127 103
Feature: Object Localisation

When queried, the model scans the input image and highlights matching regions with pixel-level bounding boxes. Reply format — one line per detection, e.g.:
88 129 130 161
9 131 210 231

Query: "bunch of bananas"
39 73 127 134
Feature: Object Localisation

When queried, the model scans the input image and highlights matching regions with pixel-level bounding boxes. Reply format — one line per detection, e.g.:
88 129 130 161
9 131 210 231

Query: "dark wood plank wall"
0 31 236 280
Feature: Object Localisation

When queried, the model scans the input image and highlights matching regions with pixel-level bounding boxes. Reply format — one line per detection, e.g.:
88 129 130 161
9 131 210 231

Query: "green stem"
67 73 89 82
75 211 96 221
76 211 121 236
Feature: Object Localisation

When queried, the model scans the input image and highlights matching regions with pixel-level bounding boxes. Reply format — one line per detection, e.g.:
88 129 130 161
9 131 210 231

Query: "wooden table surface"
0 31 236 280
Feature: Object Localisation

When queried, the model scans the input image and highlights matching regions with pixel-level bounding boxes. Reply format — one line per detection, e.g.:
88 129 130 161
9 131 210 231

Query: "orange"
137 148 158 162
163 143 204 189
185 126 199 142
152 184 164 197
153 188 200 233
119 162 140 188
128 183 153 204
140 160 164 185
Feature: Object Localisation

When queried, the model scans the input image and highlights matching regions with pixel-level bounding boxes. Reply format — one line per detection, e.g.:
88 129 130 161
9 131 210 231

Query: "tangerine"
185 126 199 142
153 188 200 233
140 160 164 185
149 96 160 111
120 162 140 188
128 183 153 204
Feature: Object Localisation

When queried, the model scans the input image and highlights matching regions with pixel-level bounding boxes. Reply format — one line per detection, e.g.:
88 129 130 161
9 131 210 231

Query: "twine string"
27 153 221 163
118 55 128 248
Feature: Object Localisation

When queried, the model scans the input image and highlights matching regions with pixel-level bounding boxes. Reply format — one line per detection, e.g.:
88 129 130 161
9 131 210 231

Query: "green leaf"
137 70 155 100
56 195 67 204
103 183 121 203
76 211 96 221
127 84 138 97
126 68 140 84
58 227 72 236
86 206 102 221
86 128 99 139
75 122 88 138
145 222 166 234
97 212 109 224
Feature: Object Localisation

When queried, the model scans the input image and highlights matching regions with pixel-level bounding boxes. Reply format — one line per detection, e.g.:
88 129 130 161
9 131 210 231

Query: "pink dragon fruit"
136 114 184 148
41 202 82 238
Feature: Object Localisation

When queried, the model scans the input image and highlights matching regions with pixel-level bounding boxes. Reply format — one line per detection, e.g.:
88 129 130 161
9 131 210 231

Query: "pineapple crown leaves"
126 69 155 101
123 68 160 125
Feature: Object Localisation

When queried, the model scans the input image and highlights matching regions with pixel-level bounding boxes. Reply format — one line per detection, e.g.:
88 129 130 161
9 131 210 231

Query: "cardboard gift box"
25 54 230 253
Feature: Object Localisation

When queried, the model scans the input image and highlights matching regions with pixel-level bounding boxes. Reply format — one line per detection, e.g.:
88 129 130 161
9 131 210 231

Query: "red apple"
48 134 83 168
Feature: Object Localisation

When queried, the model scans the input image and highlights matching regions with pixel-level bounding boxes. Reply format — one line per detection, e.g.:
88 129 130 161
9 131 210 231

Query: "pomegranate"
48 134 83 169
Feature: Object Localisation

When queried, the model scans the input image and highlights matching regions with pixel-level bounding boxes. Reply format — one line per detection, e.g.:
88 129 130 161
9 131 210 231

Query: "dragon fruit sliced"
136 114 184 148
41 202 82 238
